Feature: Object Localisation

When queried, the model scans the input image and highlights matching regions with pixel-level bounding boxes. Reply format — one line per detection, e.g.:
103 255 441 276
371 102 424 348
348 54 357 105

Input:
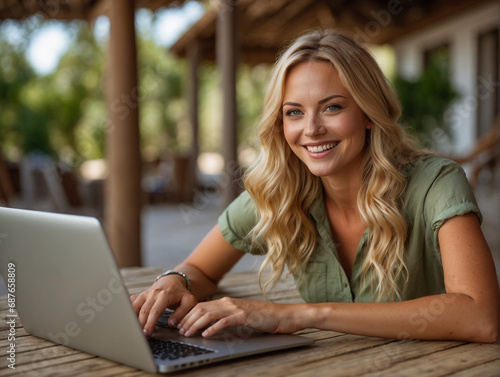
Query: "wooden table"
1 267 499 376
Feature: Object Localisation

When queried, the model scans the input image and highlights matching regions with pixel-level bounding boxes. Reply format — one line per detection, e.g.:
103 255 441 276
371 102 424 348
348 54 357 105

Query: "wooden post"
105 0 142 267
187 39 200 201
0 154 14 205
217 0 239 209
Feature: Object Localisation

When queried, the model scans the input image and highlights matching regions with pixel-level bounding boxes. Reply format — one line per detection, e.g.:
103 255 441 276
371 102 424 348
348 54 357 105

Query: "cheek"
282 123 298 148
333 114 368 139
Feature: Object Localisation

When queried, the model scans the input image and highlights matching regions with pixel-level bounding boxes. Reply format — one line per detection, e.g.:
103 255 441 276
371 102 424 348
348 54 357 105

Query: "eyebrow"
282 94 347 108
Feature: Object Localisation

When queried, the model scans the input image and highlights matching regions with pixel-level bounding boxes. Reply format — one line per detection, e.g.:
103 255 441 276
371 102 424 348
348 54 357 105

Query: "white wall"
393 1 500 156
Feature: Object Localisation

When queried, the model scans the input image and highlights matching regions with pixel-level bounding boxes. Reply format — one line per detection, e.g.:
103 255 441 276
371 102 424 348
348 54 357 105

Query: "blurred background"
0 0 498 293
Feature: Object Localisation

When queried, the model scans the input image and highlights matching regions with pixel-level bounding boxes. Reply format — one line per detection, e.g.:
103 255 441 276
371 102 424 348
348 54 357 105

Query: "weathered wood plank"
361 342 500 377
257 340 463 377
17 354 138 377
1 268 499 377
156 335 397 377
446 359 500 377
0 346 95 375
0 332 50 353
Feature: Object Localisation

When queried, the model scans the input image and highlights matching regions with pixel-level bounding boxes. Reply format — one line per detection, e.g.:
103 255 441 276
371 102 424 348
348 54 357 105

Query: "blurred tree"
0 14 267 172
0 19 106 164
197 63 269 158
237 64 269 149
0 19 55 158
393 54 458 149
137 35 186 158
45 22 106 165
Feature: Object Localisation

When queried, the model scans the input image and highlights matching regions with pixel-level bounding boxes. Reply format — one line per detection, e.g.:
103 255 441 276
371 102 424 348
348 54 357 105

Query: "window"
476 28 499 138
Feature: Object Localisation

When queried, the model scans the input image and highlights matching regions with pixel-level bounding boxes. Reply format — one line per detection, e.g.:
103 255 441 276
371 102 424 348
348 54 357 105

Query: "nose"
304 113 326 137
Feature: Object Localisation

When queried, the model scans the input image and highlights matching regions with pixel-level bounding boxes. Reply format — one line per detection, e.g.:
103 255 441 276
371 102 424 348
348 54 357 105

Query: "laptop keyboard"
155 309 177 330
149 310 216 360
148 337 216 360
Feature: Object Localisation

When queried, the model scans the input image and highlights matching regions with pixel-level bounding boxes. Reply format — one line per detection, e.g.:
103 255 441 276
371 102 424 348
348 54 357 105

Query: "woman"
131 30 499 343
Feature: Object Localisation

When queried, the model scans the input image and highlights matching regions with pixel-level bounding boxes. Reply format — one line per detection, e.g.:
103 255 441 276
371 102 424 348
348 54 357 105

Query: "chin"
306 167 334 177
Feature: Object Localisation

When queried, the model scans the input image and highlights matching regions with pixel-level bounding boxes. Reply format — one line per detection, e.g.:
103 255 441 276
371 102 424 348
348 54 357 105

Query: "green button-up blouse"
218 156 481 303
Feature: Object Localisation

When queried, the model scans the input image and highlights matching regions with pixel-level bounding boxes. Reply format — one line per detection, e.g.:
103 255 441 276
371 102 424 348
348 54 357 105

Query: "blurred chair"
20 153 83 213
453 114 500 188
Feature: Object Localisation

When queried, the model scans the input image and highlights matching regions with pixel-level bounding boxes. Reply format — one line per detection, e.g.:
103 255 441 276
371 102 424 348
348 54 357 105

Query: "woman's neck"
321 175 361 222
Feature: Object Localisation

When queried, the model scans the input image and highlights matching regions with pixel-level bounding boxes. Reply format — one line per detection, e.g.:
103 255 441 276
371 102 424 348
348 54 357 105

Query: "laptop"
0 207 313 373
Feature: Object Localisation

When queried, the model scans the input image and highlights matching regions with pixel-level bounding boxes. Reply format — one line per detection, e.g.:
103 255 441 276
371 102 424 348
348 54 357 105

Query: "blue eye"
285 109 303 117
326 104 342 112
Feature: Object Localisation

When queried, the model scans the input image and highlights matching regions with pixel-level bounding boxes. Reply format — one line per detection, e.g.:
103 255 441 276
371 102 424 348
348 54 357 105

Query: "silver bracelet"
155 270 191 291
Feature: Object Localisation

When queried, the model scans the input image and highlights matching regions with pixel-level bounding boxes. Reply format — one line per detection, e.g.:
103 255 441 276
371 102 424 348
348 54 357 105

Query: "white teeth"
306 142 338 153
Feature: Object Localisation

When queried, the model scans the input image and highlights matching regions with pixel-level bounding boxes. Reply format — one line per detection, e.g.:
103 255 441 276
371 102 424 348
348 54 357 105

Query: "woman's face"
282 61 371 179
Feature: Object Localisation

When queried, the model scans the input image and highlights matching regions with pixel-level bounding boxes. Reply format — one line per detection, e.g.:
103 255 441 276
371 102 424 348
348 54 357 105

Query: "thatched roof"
0 0 189 21
170 0 492 64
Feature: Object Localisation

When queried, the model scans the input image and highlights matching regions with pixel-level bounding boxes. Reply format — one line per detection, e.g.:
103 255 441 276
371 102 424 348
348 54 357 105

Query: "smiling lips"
305 142 340 153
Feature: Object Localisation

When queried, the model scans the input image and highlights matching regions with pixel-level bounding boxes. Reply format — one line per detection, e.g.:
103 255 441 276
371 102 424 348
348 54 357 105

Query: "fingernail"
184 330 191 337
169 317 178 327
143 329 150 337
178 328 185 336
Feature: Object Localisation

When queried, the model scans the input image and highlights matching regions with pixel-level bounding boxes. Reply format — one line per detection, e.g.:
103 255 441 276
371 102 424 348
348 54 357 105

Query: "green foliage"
0 19 106 164
237 64 269 149
0 22 54 157
137 35 186 155
47 23 106 164
0 17 189 165
393 55 459 148
0 14 266 168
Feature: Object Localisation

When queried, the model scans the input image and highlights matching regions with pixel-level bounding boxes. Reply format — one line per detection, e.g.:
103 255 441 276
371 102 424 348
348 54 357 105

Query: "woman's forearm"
294 293 499 343
173 262 220 301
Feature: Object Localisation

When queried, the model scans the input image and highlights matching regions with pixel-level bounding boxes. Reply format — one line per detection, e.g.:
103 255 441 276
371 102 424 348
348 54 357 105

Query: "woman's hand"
130 225 246 337
131 275 198 337
178 297 302 338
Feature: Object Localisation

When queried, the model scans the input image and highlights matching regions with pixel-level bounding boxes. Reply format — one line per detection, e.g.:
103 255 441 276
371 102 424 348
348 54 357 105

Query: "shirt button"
343 283 348 288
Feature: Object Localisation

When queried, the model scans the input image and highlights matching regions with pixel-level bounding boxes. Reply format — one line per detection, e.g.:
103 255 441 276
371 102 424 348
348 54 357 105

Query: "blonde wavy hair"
244 29 425 301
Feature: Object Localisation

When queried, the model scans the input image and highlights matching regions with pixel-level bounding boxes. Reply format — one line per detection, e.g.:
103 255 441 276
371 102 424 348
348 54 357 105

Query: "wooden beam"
186 39 201 201
0 154 15 206
105 0 142 267
217 0 240 208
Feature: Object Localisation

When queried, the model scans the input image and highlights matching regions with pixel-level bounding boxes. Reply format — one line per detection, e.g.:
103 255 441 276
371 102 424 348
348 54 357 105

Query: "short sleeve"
218 191 265 254
423 159 482 250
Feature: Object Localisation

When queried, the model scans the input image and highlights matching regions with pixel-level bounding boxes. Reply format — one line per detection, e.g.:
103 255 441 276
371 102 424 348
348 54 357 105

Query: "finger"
137 289 168 329
180 303 231 337
178 303 211 336
130 293 146 315
168 295 197 328
201 317 236 338
138 298 156 330
180 314 214 337
143 297 171 337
